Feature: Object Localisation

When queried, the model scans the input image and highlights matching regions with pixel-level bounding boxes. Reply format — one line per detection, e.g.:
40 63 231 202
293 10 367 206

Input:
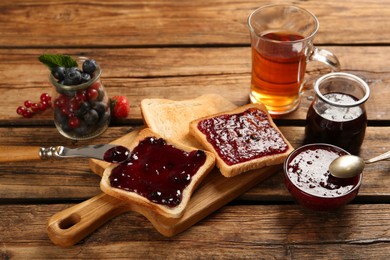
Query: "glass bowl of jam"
283 143 362 211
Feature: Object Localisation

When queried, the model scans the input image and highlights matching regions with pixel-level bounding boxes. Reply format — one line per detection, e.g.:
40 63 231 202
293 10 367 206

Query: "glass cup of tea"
303 72 370 155
248 4 340 115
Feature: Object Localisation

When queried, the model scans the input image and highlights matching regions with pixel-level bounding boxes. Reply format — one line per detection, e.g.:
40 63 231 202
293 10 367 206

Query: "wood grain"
0 0 389 47
0 47 390 123
0 0 389 256
1 203 389 258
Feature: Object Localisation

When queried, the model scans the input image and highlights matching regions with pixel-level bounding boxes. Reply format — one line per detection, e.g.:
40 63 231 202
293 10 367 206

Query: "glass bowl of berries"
42 55 111 140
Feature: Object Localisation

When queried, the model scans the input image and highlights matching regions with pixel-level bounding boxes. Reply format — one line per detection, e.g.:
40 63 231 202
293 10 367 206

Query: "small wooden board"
47 129 280 247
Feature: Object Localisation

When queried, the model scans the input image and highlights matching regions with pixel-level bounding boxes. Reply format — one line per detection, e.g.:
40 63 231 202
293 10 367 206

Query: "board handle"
47 193 128 247
0 145 41 162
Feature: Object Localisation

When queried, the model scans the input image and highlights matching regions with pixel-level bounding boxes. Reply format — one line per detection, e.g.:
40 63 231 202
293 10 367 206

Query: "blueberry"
92 101 107 116
74 121 91 136
82 59 97 74
83 109 99 125
81 72 91 83
97 111 111 126
75 102 91 117
54 108 72 133
51 67 66 81
64 67 82 85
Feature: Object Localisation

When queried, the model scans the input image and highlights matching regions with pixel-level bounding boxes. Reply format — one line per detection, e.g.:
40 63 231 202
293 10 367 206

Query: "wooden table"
1 0 389 258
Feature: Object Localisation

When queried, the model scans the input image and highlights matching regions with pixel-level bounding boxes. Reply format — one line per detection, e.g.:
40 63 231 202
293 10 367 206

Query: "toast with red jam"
141 94 237 148
100 128 215 219
189 103 294 177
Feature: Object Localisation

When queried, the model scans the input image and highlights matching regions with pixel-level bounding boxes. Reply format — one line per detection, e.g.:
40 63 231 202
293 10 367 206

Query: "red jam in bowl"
109 136 206 208
283 143 362 211
197 107 289 165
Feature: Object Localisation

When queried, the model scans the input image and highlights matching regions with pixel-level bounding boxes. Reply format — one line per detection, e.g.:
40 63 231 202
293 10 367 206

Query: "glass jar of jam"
50 57 111 140
304 72 370 155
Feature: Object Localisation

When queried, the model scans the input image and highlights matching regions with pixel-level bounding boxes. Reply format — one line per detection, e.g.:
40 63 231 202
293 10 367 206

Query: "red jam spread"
197 107 289 165
286 145 359 198
109 136 206 207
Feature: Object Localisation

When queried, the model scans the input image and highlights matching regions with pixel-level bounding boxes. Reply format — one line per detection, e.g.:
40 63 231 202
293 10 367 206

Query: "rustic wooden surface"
0 0 389 258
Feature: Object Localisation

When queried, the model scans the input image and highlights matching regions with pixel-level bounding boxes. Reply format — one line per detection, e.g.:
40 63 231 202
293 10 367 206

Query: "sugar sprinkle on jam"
197 108 289 165
109 136 206 207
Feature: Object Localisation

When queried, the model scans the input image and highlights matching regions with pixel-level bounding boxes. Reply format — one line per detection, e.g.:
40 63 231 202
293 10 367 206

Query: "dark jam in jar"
197 107 289 165
109 137 206 208
304 92 367 155
284 144 361 211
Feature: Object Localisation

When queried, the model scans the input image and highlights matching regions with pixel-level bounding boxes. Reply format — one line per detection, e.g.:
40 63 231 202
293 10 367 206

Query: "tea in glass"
248 4 340 115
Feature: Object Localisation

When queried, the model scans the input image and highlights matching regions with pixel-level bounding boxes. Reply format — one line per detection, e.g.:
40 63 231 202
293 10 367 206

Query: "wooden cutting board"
47 128 281 247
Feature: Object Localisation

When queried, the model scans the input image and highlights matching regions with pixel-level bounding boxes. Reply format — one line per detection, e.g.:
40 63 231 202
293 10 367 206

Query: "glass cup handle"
309 47 341 72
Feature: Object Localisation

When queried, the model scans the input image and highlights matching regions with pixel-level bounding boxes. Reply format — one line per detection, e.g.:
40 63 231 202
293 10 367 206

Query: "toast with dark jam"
190 103 294 177
101 128 215 219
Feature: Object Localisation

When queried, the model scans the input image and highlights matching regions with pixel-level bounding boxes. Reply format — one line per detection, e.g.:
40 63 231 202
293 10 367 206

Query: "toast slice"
100 128 215 219
141 94 237 149
189 103 294 177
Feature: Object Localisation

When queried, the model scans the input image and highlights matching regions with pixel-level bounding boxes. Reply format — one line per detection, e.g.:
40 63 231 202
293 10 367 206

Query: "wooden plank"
1 203 389 258
2 244 389 259
0 47 389 123
0 126 388 202
0 1 389 47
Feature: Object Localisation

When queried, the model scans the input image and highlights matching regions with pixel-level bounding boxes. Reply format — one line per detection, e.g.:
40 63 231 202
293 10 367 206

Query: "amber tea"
248 4 340 115
250 31 307 115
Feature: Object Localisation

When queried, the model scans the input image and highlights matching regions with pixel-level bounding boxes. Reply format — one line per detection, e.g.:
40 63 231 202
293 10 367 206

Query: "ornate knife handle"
39 146 64 160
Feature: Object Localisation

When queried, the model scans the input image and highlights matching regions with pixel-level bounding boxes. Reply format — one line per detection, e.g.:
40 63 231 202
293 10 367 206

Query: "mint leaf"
38 54 78 69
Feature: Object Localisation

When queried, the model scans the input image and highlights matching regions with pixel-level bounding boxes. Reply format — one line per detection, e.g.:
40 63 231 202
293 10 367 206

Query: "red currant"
68 116 80 129
24 100 33 108
87 88 99 101
54 95 68 108
61 106 71 116
30 103 40 112
68 98 81 112
40 93 52 102
22 109 33 118
38 101 49 111
16 106 26 115
75 90 87 102
17 92 52 118
90 82 101 90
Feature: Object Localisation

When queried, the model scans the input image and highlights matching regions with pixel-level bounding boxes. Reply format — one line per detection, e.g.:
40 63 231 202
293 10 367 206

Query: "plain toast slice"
189 103 294 177
141 94 237 148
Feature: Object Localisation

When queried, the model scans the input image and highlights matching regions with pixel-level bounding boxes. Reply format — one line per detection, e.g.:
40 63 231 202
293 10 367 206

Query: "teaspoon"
329 150 390 178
